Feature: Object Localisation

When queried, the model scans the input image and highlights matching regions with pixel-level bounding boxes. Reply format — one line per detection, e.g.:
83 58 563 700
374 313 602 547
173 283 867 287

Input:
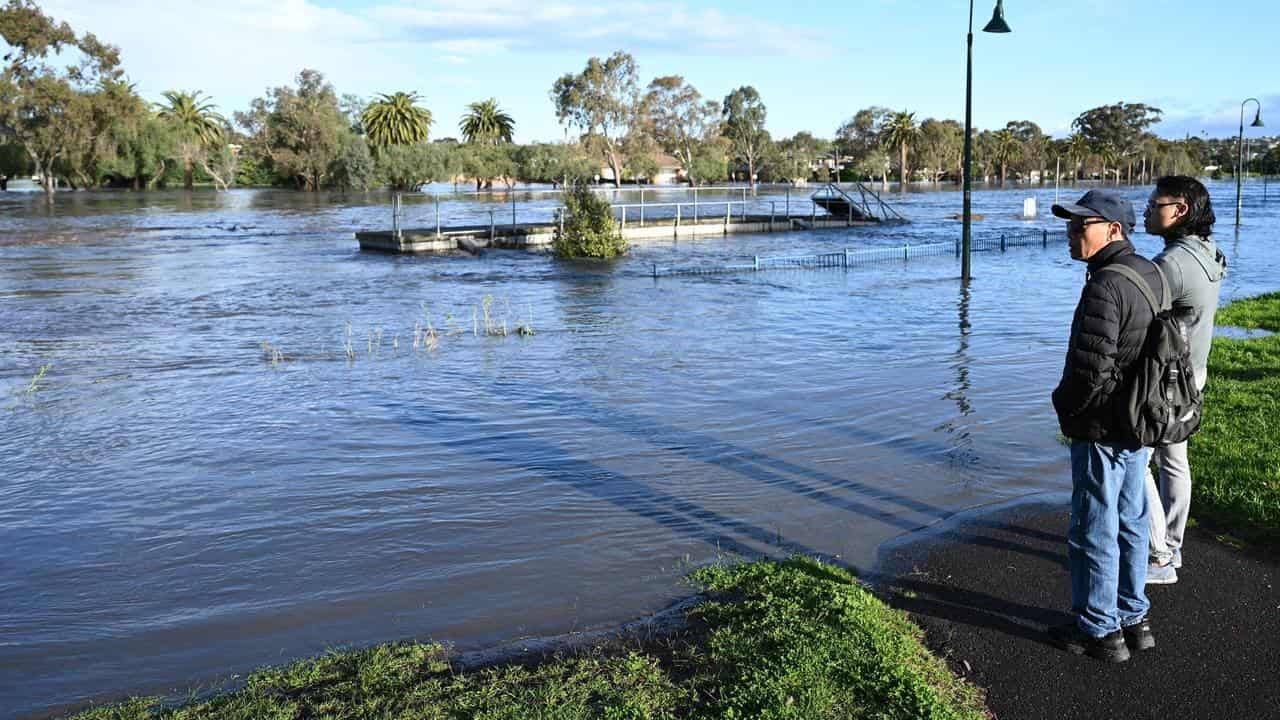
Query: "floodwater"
1 179 1276 718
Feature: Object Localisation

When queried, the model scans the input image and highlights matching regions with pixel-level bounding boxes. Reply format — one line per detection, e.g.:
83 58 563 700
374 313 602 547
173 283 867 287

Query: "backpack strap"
1097 262 1170 313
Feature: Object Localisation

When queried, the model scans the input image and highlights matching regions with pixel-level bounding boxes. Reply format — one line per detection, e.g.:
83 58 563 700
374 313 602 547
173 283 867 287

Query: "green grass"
1189 293 1280 546
69 558 986 720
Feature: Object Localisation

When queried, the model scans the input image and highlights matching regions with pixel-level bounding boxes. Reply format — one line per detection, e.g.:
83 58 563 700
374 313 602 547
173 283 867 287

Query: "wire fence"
651 229 1064 278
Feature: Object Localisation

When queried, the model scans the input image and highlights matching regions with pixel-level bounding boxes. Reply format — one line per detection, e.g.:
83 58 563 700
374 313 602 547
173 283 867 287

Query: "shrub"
555 183 625 259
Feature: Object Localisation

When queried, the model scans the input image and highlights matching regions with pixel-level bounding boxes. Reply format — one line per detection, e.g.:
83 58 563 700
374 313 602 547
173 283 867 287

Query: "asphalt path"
871 497 1280 720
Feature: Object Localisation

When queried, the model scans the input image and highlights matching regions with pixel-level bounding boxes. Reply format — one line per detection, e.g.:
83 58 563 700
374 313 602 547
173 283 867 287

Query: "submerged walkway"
873 499 1280 720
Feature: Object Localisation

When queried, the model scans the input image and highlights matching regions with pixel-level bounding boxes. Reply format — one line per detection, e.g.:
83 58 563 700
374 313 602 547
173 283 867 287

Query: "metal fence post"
1042 228 1048 247
434 194 441 238
843 248 849 268
489 209 495 243
754 255 759 271
725 201 730 233
1000 233 1006 252
903 244 909 262
392 192 402 240
955 238 961 257
640 187 645 226
693 187 699 222
675 203 681 233
770 201 775 231
511 191 516 229
558 207 565 236
621 205 626 230
786 186 790 217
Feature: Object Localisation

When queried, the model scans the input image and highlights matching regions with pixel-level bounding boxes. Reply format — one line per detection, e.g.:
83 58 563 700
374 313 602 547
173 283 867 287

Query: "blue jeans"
1068 440 1151 637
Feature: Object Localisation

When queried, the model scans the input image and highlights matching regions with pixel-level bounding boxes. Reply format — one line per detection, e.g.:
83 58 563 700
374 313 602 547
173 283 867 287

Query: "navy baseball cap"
1051 190 1136 229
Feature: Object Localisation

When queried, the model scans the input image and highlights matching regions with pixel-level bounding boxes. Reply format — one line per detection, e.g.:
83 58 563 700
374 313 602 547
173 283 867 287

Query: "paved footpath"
872 497 1280 720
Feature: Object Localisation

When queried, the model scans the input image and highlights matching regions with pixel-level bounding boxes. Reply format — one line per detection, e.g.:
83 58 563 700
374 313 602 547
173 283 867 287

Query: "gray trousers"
1145 440 1191 564
1145 370 1206 564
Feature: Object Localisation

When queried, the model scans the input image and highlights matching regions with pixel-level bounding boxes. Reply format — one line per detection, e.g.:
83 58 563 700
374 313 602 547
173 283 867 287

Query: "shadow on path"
872 499 1280 720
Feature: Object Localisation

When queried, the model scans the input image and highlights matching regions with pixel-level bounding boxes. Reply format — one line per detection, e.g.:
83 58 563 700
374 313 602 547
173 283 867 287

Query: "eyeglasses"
1146 201 1184 211
1066 218 1111 234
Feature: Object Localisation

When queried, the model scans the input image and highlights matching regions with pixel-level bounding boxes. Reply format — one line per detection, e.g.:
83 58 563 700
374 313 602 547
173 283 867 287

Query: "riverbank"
67 558 986 719
1191 291 1280 546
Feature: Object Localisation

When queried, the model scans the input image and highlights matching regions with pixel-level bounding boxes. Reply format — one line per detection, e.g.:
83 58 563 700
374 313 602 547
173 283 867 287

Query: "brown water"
1 180 1275 718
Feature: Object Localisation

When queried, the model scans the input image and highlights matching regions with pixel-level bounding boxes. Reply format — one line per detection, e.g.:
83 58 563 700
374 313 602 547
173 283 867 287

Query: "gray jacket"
1152 234 1227 385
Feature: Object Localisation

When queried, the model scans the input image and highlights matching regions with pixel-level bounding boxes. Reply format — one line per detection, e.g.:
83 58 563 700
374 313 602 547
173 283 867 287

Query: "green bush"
555 183 625 259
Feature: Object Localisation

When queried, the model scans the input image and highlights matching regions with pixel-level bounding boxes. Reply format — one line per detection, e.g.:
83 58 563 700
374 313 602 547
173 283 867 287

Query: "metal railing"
381 183 906 238
651 229 1064 278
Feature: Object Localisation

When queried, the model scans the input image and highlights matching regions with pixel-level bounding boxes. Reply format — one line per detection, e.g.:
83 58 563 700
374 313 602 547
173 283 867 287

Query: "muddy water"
1 180 1275 717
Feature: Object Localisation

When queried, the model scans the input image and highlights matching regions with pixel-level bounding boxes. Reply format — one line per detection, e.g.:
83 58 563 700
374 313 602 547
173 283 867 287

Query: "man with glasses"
1048 189 1164 662
1141 176 1227 585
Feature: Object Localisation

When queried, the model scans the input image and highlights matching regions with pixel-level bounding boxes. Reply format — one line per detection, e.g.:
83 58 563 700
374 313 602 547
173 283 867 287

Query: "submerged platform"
356 214 883 254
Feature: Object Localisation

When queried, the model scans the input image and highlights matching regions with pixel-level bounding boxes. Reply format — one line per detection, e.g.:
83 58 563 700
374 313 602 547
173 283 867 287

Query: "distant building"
599 152 685 185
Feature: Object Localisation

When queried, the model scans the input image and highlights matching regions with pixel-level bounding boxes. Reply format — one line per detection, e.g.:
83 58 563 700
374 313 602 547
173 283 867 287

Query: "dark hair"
1154 175 1215 238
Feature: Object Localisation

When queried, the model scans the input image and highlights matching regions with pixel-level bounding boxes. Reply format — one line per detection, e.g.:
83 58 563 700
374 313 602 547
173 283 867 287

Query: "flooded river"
1 179 1275 717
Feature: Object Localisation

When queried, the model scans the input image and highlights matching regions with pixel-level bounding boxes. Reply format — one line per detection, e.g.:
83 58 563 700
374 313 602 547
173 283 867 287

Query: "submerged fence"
651 229 1066 278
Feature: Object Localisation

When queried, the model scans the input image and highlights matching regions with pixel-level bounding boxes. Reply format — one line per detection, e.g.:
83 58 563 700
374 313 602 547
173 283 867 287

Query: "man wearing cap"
1048 189 1164 663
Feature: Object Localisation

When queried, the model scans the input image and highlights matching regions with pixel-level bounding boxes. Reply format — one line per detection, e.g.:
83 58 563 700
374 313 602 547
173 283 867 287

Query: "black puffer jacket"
1052 239 1164 444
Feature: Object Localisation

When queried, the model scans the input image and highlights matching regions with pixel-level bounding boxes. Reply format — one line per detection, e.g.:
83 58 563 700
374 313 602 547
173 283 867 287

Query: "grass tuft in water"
67 558 987 720
26 363 53 393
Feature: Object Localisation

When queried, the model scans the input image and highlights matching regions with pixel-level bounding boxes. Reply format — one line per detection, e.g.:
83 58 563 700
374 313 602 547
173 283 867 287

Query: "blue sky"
36 0 1280 143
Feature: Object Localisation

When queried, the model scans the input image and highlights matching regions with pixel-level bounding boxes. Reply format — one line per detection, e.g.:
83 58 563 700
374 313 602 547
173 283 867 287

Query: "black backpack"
1098 263 1203 446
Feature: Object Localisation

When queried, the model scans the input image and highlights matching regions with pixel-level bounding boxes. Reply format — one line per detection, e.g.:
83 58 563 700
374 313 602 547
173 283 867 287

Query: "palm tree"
361 92 433 148
459 99 515 146
879 111 918 189
156 90 225 190
1099 143 1120 184
1067 134 1092 182
991 129 1022 186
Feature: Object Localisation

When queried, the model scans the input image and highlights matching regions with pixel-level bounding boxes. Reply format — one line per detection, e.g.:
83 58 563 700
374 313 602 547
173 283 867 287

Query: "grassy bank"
1192 292 1280 546
71 558 985 720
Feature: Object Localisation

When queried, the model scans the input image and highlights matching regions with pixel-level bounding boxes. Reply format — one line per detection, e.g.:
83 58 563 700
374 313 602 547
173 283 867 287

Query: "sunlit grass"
68 558 986 720
1190 294 1280 546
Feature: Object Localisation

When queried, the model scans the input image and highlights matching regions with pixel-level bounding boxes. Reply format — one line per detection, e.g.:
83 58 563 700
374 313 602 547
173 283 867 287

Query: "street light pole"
1235 97 1264 228
961 0 1010 284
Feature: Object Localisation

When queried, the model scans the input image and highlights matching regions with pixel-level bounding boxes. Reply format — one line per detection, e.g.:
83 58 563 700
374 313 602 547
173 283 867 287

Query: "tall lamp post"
1235 98 1264 228
961 0 1011 283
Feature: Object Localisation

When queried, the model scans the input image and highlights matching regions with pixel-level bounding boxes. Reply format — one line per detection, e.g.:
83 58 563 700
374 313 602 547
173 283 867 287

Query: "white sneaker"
1146 561 1178 585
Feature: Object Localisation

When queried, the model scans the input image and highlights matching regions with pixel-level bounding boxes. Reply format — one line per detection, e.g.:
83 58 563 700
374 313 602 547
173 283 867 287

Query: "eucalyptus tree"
1071 102 1161 184
1004 120 1045 183
0 0 124 196
459 98 514 145
237 69 350 190
836 106 891 162
878 110 919 188
550 51 640 188
361 91 432 148
722 86 769 191
0 141 29 189
916 118 962 184
642 76 720 185
156 90 226 189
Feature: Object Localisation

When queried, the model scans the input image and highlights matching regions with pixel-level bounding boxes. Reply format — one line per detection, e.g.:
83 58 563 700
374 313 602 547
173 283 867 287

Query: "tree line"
2 2 1275 196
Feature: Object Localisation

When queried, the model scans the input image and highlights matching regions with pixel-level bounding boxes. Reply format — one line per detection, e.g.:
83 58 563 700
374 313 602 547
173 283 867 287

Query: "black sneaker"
1049 622 1131 663
1122 617 1155 651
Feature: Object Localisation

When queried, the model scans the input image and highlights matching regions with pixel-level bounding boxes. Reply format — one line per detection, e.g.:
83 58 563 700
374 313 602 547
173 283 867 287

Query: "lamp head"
1250 107 1264 128
983 0 1012 33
